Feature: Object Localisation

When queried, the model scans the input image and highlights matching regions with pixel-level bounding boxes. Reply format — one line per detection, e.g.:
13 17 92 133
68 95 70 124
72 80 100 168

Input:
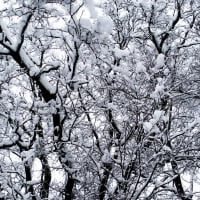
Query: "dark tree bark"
64 174 75 200
40 154 52 200
99 163 113 200
24 162 37 200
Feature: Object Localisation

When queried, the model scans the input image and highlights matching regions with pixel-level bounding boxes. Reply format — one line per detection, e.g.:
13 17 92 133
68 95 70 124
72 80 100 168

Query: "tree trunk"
24 162 37 200
99 163 112 200
40 154 51 199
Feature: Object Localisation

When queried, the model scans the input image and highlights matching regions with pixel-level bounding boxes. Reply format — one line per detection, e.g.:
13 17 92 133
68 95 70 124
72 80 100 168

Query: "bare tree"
0 0 200 199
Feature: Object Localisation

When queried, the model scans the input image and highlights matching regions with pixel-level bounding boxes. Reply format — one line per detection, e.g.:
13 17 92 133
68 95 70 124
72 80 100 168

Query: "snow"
21 149 35 162
94 15 114 35
113 46 130 58
0 136 19 148
0 19 16 49
31 158 42 182
162 145 172 153
153 110 164 121
29 66 40 77
101 149 112 164
26 180 40 185
107 102 117 110
135 61 146 73
19 48 56 96
110 146 116 158
150 78 165 101
118 9 129 18
85 0 97 18
138 0 154 9
143 110 164 133
1 1 199 199
75 1 114 36
20 50 37 73
0 33 3 41
33 115 39 125
155 54 165 69
109 179 118 194
39 74 56 95
143 122 153 132
80 18 94 32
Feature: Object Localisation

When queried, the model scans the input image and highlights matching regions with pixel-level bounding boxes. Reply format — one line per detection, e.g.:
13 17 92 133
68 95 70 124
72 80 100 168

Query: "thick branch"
40 154 51 199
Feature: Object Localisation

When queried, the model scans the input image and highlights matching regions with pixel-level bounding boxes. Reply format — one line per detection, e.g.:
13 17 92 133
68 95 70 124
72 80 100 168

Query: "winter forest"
1 0 200 199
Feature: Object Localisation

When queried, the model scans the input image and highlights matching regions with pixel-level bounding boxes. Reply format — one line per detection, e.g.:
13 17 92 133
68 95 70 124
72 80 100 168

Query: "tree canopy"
0 0 200 199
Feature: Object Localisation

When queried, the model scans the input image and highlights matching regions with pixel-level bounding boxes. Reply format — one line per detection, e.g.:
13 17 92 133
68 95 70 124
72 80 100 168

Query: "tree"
0 0 200 199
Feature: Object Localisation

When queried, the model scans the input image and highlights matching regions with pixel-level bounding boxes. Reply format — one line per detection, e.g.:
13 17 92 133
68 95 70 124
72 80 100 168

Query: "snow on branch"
0 19 57 99
42 0 63 3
